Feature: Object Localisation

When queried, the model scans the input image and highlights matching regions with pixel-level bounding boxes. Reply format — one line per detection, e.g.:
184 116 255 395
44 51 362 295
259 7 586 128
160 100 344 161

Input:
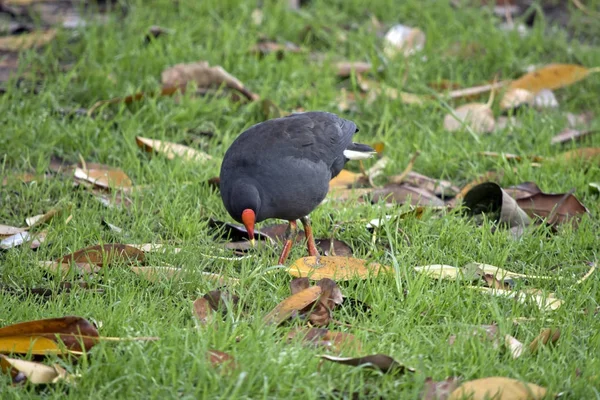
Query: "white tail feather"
343 149 376 160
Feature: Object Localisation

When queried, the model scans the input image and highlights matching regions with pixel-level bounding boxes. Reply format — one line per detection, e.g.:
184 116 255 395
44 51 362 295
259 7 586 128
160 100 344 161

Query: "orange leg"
277 220 298 265
300 216 320 258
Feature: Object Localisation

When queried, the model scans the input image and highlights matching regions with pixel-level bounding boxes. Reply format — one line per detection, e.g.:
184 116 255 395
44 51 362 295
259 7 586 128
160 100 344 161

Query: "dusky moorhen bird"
220 111 374 264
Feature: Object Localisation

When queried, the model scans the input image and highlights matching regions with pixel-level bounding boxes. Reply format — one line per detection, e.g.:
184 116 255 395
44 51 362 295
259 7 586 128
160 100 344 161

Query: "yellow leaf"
136 136 212 162
509 64 600 93
0 30 57 51
449 377 547 400
288 256 389 281
263 286 322 325
0 336 64 355
329 169 363 189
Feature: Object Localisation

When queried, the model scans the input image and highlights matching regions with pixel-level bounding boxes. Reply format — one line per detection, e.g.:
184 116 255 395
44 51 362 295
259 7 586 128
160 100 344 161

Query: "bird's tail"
343 143 377 160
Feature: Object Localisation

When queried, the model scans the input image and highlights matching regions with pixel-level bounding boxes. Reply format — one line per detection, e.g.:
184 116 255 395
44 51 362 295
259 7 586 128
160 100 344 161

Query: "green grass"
1 0 599 398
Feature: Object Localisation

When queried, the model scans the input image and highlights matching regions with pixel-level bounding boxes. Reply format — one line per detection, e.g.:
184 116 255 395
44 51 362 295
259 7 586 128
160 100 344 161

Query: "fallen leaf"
528 328 560 354
371 184 445 206
25 205 63 228
136 136 212 162
504 182 542 200
472 287 563 312
58 244 146 267
74 165 132 190
1 172 42 186
161 61 259 101
551 129 599 145
516 190 589 227
329 169 364 189
319 354 414 374
250 40 303 58
509 63 600 93
287 327 362 353
422 377 461 400
443 102 495 134
0 316 99 355
0 29 57 51
207 350 237 371
462 182 531 229
193 298 215 326
449 377 547 400
288 256 388 281
505 334 524 359
395 171 459 198
500 88 558 111
0 224 27 238
383 24 426 57
0 355 74 384
335 61 371 78
556 147 600 164
203 290 240 313
0 231 46 250
263 286 322 326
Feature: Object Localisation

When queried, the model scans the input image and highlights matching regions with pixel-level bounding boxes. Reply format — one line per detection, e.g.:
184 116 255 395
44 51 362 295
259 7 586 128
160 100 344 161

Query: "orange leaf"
288 256 389 281
509 64 599 93
329 169 364 189
263 286 322 325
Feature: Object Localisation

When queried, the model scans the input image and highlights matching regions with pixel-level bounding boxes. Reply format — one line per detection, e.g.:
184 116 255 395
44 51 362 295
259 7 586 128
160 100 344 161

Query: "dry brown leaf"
263 286 322 326
207 350 237 371
422 377 461 400
25 206 62 228
504 182 542 200
335 61 372 78
509 63 600 93
396 171 459 198
516 190 589 227
287 327 362 353
161 61 259 101
39 260 100 276
319 354 414 374
370 184 445 206
0 30 57 51
288 256 388 281
58 244 146 268
449 377 547 400
0 224 27 238
528 328 560 354
551 128 599 145
136 136 212 162
443 103 495 134
383 24 425 57
193 298 215 326
0 355 74 385
0 316 99 355
556 147 600 163
74 165 132 190
462 182 532 229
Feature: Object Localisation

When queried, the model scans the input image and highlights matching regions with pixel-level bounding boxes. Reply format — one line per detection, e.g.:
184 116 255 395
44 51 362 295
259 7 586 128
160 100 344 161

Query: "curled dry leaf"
263 286 322 326
471 287 563 312
0 355 74 385
383 24 426 58
287 327 362 353
136 136 212 162
58 244 146 267
0 231 46 251
462 182 531 229
0 316 99 355
74 165 132 191
528 328 560 354
25 205 63 228
449 377 547 400
193 298 215 326
370 184 446 206
505 335 524 359
422 377 461 400
0 224 27 238
443 103 495 134
319 354 414 374
288 256 389 281
508 63 600 93
0 29 57 51
161 61 259 102
551 128 599 145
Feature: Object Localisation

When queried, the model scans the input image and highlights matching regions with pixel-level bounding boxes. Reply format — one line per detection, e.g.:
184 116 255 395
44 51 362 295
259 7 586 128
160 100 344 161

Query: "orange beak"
241 209 256 247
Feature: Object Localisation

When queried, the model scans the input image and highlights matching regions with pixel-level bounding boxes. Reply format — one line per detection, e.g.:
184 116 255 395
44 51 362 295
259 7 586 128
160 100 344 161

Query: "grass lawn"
1 0 599 398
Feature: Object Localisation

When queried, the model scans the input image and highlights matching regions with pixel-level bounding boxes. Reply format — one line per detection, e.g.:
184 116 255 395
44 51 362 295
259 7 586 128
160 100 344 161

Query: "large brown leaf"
58 244 146 267
516 191 589 227
0 316 99 354
263 286 322 326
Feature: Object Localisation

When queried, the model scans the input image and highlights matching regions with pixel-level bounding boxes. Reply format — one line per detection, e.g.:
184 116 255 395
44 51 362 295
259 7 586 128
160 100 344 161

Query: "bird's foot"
277 220 298 265
300 216 321 262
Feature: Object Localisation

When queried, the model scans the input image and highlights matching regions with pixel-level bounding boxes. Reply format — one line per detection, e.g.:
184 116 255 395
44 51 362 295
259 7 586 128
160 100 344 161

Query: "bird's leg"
277 220 298 265
300 216 320 260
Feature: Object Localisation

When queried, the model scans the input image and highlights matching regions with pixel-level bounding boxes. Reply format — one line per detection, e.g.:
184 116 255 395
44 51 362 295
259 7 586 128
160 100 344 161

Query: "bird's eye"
355 127 360 133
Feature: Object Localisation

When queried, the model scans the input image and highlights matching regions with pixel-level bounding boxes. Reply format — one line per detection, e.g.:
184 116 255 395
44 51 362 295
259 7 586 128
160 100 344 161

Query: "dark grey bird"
219 111 375 264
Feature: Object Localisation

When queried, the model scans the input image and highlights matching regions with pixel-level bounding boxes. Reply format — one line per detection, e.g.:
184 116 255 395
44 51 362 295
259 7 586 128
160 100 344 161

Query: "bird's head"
241 208 256 246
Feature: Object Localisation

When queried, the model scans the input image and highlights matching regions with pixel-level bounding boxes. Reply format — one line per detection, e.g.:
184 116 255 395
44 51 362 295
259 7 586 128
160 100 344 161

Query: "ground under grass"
1 0 599 398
